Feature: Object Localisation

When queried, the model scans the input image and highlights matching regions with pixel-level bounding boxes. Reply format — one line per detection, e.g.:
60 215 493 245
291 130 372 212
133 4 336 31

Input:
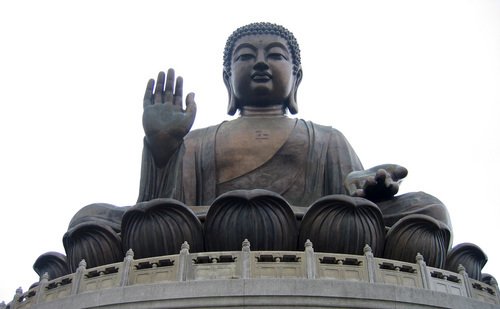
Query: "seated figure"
140 23 408 205
62 22 459 273
135 22 451 264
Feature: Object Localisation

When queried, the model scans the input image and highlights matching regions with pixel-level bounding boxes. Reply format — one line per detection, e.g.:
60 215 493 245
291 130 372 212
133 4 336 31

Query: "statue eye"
236 54 254 61
268 53 287 60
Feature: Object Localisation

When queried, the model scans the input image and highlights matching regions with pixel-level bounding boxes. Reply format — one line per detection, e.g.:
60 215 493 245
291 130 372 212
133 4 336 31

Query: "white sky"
1 0 499 302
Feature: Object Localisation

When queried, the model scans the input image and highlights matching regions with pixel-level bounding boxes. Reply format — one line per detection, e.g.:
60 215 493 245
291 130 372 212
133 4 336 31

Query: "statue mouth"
251 72 272 82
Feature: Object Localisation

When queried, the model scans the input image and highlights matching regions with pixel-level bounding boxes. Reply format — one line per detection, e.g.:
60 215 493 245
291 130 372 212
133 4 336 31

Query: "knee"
377 191 452 231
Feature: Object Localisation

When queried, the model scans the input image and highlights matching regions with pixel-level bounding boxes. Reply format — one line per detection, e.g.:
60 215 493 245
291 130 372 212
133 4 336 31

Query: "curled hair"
223 22 301 75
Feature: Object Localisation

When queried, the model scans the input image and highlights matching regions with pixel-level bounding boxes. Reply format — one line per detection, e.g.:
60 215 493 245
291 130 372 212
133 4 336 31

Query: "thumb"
185 92 197 116
392 165 408 181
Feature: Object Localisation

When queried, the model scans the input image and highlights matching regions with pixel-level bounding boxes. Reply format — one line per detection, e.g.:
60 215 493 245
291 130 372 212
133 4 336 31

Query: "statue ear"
223 70 237 116
286 67 302 115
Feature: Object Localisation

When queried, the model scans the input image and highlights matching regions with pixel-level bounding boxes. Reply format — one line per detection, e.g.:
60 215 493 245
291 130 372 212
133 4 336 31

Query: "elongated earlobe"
223 71 237 115
227 94 237 116
287 92 298 114
286 68 302 115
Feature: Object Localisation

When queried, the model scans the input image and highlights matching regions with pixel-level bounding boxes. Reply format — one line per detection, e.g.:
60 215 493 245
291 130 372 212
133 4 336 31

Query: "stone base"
10 247 499 308
24 278 499 309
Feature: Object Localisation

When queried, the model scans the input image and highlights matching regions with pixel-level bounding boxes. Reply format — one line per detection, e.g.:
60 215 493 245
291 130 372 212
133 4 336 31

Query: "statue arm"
143 69 196 167
325 127 407 201
324 126 364 195
137 138 185 202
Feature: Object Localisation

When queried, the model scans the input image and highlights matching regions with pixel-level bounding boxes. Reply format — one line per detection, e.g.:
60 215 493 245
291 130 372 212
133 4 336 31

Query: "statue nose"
253 60 269 71
253 52 269 71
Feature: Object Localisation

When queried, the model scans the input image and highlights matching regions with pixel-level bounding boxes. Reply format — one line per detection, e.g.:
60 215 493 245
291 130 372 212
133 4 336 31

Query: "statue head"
223 22 302 115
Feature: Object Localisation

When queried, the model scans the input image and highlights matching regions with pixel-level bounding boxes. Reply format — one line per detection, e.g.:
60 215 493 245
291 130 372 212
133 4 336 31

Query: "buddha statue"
57 22 483 276
139 23 410 206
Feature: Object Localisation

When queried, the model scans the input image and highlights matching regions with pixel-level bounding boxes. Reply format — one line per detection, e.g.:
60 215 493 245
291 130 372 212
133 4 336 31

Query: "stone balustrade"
5 241 499 308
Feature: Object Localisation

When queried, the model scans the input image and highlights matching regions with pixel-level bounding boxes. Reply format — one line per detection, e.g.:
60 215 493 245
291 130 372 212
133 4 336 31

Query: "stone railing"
4 240 499 309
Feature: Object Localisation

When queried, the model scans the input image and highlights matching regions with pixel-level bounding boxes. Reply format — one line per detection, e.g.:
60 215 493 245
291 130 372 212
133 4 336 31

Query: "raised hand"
143 69 197 167
345 164 408 201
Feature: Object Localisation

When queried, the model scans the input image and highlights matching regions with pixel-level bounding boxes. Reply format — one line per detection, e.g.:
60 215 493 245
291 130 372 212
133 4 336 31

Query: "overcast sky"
1 0 499 302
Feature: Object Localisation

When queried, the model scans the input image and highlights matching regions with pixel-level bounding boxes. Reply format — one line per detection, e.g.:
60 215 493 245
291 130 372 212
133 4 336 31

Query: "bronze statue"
57 22 485 275
140 23 408 206
128 22 451 264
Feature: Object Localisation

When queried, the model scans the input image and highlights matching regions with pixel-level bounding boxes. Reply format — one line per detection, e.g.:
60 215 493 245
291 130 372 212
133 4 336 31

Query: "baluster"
458 264 473 298
34 272 49 304
10 287 22 309
304 239 316 279
416 253 431 289
119 249 134 287
364 244 375 283
71 260 87 295
177 242 190 281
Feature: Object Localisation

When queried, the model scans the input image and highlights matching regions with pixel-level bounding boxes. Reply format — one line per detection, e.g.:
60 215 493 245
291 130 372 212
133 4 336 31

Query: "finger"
346 182 359 196
185 92 197 116
375 169 388 181
389 183 399 195
154 71 165 104
165 68 175 103
143 79 155 108
174 76 183 106
393 165 408 181
364 176 376 187
354 189 365 198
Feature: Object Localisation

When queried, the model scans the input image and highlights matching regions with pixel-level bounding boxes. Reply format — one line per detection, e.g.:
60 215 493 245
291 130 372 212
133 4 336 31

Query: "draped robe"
137 118 451 230
138 119 363 206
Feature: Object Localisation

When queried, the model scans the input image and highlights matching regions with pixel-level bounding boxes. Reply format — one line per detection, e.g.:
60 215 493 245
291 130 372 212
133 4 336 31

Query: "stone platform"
6 241 500 309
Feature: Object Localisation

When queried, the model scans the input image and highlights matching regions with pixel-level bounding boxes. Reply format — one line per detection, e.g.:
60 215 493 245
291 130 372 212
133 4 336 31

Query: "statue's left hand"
345 164 408 201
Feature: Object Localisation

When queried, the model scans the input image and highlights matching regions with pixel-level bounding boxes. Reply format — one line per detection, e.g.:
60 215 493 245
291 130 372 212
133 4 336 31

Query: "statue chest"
215 117 297 183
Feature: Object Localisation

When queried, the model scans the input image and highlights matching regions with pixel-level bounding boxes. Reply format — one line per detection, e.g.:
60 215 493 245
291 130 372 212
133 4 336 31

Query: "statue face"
229 34 295 108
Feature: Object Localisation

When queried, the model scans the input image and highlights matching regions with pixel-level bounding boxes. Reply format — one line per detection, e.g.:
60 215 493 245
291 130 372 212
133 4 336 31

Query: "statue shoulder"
301 120 348 140
184 123 224 142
